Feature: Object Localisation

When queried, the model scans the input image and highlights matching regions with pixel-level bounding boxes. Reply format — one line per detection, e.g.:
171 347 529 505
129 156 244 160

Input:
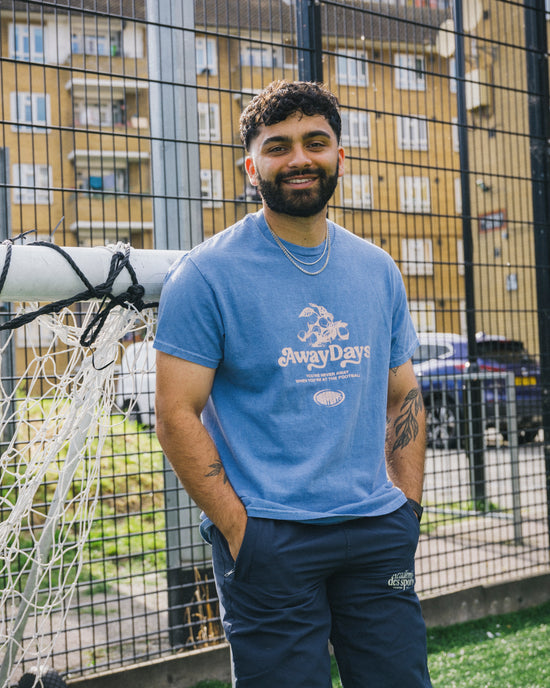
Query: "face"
245 113 345 218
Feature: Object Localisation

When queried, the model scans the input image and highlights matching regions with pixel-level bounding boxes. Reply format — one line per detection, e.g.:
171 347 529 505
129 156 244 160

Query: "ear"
244 156 259 186
337 146 345 178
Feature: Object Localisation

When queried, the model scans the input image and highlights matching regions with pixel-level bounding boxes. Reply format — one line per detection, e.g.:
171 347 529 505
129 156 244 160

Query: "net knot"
0 241 157 349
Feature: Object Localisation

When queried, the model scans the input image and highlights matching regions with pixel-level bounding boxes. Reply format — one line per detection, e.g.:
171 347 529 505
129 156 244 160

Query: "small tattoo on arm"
392 387 424 452
390 367 399 377
205 459 228 484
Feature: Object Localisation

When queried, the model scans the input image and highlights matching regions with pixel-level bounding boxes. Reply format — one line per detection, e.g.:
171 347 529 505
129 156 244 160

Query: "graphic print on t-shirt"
277 303 371 405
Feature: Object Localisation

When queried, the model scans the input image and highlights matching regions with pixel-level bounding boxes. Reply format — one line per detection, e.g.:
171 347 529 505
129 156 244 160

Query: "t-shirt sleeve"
389 262 419 369
153 255 224 369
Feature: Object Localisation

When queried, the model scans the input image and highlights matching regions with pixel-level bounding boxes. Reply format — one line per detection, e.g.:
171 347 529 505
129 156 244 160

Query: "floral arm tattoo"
389 387 424 452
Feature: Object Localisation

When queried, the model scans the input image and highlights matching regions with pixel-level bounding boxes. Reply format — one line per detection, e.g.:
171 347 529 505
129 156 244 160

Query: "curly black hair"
239 80 341 151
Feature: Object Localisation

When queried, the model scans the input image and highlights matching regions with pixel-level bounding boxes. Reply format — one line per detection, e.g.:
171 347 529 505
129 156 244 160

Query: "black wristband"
407 498 423 522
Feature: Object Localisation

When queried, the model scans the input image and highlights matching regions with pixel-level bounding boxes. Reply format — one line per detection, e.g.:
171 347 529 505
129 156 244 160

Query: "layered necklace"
266 221 331 276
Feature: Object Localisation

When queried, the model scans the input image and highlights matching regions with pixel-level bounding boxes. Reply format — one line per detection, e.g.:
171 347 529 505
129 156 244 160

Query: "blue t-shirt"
154 210 418 534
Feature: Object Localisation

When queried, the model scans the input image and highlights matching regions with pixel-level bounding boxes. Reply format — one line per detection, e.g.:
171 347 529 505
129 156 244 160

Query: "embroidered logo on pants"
387 570 415 590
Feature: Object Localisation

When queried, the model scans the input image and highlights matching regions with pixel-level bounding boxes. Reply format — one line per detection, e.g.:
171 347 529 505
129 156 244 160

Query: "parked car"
413 332 541 447
115 339 156 426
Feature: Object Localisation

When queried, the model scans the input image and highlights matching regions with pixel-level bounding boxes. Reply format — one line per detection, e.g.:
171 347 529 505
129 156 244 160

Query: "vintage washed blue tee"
154 210 418 537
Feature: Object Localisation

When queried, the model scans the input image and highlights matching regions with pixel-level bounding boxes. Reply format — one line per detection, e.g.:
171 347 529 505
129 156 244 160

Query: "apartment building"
194 0 464 335
0 1 151 250
4 0 543 348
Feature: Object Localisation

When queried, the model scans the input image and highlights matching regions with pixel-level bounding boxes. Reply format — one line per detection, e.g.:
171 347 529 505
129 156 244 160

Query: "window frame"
336 49 369 87
340 173 373 209
10 92 51 132
10 23 44 62
197 102 221 141
394 53 426 91
399 176 431 213
340 110 370 148
408 300 437 333
200 169 223 207
12 164 53 205
196 36 218 75
76 167 128 193
401 238 434 276
397 115 428 151
239 45 283 68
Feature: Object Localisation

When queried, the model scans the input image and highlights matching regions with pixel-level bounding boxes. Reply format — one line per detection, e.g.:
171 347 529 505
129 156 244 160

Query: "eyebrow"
260 129 334 148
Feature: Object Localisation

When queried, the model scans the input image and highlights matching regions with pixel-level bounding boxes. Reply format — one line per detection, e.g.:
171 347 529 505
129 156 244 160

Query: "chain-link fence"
1 0 549 681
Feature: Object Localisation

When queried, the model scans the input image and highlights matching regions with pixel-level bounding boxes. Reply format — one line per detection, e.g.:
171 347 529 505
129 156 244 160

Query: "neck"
263 205 328 246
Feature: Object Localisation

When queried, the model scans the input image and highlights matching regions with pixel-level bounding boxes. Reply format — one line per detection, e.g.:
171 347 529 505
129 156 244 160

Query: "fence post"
147 0 203 251
524 0 550 547
147 0 210 648
453 0 486 506
0 148 16 450
295 0 323 82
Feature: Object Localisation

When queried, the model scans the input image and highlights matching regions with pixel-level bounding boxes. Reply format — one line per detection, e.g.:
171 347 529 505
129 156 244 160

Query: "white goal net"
0 242 180 688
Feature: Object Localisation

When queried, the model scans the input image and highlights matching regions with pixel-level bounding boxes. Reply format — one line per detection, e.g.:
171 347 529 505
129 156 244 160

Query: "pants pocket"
211 516 259 582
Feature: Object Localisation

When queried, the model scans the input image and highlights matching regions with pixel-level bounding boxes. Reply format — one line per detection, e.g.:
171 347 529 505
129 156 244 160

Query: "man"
154 80 431 687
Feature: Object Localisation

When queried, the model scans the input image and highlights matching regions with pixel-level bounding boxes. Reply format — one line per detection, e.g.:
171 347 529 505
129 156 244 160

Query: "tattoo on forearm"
205 459 229 484
392 387 424 452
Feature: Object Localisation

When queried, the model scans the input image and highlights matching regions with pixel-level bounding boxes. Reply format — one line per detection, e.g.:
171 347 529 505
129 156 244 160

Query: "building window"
198 102 220 141
240 45 283 68
399 176 431 213
457 239 465 275
401 238 434 276
196 37 217 75
454 177 462 215
408 300 436 333
449 58 457 93
10 23 44 61
341 111 370 148
12 164 52 204
451 117 460 152
10 92 50 131
336 50 368 86
397 116 428 151
74 100 124 127
72 32 110 56
341 174 373 209
200 169 223 207
77 168 127 193
394 54 426 91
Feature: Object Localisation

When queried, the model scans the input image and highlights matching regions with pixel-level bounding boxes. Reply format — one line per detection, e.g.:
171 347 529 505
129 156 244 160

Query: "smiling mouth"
281 174 319 186
286 178 316 185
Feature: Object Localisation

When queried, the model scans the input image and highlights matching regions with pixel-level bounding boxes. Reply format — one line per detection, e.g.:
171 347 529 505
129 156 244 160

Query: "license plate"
515 376 536 386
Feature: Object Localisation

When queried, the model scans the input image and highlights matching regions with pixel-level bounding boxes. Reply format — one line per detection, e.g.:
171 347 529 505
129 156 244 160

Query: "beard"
255 164 340 218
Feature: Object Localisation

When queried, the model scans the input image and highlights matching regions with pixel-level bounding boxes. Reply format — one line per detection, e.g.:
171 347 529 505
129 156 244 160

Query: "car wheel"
424 393 458 449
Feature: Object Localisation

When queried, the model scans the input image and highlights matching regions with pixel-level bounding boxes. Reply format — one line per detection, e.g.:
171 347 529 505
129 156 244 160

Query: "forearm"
385 385 426 503
156 410 247 546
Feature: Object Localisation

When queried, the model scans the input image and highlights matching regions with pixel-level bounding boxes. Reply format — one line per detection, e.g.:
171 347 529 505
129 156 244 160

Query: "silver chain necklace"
266 222 331 276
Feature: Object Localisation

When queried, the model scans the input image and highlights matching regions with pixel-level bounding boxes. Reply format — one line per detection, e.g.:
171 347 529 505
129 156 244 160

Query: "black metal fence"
0 0 549 682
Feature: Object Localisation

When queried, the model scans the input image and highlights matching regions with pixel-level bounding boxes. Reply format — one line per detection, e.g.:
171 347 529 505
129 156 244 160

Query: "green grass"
428 600 550 688
187 601 550 688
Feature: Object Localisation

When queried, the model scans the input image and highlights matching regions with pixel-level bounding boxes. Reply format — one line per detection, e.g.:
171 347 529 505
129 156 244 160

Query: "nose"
288 144 312 168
